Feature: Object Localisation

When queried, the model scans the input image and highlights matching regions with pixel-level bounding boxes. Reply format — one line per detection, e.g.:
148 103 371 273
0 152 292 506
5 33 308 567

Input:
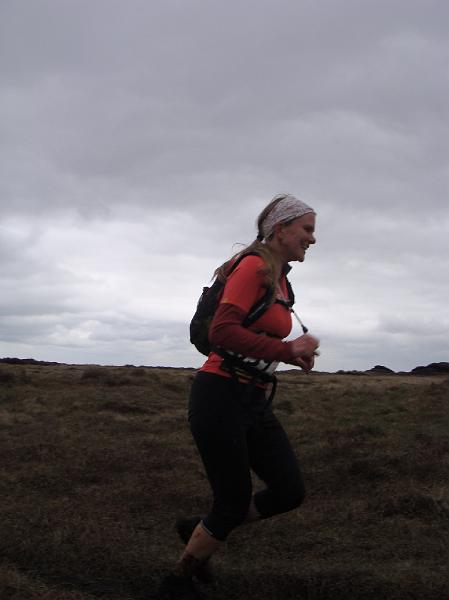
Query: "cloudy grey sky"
1 0 448 372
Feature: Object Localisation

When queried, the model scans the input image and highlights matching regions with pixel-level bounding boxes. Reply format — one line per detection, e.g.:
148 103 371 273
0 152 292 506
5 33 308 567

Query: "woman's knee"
284 481 306 511
255 480 306 517
274 480 306 513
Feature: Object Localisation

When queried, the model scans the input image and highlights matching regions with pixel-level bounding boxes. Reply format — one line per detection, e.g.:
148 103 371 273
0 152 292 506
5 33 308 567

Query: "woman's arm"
209 302 295 363
209 254 319 366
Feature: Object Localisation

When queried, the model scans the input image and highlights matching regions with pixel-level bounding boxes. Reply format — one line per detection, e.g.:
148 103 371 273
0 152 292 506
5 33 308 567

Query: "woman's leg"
171 372 254 581
247 407 306 518
244 497 262 523
188 373 254 542
174 522 221 577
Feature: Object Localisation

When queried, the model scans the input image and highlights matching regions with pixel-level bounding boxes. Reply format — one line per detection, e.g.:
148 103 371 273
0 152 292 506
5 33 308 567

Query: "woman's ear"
273 222 284 241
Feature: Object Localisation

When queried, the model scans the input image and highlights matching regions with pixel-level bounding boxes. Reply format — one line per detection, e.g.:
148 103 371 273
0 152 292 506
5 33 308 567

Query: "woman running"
159 193 320 598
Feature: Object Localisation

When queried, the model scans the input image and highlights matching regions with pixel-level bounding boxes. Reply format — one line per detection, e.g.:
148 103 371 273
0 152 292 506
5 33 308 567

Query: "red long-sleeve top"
200 255 296 379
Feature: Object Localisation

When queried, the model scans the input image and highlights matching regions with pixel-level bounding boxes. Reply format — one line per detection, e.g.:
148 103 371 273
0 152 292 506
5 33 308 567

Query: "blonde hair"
214 194 288 287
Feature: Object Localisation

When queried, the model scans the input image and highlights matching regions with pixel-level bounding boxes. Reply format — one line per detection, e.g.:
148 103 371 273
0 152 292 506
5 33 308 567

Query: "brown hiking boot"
156 572 201 599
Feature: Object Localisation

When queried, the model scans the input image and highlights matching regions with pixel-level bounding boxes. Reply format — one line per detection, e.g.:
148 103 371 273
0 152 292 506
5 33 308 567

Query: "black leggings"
188 371 305 541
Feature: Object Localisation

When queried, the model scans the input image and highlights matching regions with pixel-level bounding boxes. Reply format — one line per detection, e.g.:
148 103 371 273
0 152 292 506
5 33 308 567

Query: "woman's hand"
289 333 320 358
291 354 315 372
288 334 320 372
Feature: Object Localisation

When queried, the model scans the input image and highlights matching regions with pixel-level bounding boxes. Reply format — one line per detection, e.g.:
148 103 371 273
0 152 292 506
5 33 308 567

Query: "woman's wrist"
280 341 296 363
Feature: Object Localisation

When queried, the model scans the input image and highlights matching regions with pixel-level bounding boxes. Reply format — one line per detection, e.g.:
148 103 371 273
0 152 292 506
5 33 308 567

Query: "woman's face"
276 213 316 262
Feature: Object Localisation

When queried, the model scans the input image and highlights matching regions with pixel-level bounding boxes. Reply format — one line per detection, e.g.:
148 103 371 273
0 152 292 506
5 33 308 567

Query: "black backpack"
190 252 295 356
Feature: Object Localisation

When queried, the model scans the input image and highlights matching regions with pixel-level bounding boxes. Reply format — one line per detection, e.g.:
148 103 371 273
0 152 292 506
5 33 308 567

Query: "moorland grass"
0 364 448 599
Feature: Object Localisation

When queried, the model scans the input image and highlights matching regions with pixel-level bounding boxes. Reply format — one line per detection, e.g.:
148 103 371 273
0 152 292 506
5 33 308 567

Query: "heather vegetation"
1 362 448 599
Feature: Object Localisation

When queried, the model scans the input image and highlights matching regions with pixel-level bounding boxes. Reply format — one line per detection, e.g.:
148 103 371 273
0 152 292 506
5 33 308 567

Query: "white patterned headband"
261 194 315 240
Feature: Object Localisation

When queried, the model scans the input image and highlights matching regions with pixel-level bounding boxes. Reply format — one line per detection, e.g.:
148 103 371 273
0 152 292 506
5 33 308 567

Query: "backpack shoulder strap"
285 276 295 307
223 251 275 327
242 285 274 327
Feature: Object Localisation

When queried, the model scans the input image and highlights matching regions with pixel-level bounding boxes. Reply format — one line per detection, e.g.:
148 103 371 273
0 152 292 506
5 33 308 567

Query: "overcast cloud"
1 0 448 372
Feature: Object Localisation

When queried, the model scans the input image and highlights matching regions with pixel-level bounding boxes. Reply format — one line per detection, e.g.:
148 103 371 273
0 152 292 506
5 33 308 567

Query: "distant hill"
365 365 395 374
411 362 449 375
1 357 448 375
0 357 62 366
